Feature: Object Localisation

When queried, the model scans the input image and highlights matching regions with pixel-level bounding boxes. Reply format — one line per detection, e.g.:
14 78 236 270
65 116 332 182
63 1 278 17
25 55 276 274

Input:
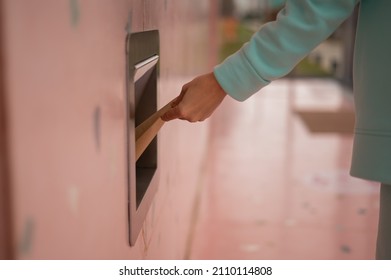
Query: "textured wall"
1 0 218 259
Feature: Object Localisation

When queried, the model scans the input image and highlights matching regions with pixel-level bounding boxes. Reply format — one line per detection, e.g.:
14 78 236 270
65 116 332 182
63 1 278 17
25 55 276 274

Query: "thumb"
161 106 182 122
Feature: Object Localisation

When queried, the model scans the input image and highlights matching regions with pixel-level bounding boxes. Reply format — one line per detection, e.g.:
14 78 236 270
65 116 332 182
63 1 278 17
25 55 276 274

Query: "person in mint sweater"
162 0 391 259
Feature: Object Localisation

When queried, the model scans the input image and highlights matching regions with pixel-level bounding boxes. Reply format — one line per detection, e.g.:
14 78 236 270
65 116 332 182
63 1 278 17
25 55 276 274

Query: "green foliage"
292 58 332 77
219 24 253 63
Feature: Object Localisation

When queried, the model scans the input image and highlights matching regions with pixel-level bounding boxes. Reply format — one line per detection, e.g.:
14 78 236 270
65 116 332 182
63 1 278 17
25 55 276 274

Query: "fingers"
160 74 225 123
161 105 200 122
161 106 182 122
161 84 189 122
171 84 188 107
161 106 201 122
171 95 182 108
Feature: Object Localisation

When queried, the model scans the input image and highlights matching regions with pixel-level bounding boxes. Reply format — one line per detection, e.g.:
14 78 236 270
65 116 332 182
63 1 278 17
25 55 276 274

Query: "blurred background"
0 0 378 260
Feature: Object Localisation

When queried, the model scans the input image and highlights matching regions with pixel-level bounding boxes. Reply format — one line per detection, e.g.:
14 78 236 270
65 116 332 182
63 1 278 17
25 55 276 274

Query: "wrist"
210 72 227 99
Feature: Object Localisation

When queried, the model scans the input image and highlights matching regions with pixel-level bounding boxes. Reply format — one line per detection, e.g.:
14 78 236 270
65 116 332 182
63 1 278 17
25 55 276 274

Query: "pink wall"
1 0 218 259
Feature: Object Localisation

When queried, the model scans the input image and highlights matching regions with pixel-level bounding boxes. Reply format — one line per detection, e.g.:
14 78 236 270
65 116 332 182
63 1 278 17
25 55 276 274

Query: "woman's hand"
161 72 227 122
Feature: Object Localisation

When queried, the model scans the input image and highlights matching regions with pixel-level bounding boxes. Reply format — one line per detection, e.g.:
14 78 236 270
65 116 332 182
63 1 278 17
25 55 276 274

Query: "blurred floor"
190 78 380 260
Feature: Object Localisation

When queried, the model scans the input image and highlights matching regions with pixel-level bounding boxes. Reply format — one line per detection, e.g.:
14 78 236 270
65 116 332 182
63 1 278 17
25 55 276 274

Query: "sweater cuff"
213 49 270 102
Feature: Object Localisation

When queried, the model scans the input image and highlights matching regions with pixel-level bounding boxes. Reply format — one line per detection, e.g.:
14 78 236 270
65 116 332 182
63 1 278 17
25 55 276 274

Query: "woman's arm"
162 0 359 122
215 0 359 101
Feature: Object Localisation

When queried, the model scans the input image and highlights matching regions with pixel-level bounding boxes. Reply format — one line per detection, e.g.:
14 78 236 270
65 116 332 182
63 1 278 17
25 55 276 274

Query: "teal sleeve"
214 0 359 101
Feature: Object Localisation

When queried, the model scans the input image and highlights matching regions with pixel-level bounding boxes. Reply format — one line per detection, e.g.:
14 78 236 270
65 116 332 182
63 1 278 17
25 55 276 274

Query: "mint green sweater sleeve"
214 0 359 101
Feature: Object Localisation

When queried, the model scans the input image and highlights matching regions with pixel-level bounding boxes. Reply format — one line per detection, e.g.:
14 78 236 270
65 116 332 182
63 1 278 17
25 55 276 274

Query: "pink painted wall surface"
1 0 218 259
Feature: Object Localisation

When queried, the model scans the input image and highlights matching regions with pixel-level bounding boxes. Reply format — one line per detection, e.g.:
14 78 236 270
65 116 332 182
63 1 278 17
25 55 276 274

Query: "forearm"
214 0 359 101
